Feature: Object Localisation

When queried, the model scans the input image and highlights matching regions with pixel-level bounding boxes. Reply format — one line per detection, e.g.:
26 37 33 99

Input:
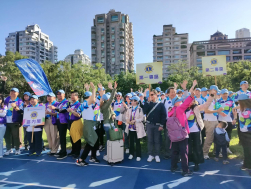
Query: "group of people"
0 75 251 177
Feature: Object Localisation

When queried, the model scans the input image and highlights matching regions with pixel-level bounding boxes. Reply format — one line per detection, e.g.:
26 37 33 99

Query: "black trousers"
240 131 251 169
189 132 203 165
27 131 42 155
215 144 227 160
80 129 99 160
58 123 68 155
129 131 141 157
5 123 20 150
98 120 105 146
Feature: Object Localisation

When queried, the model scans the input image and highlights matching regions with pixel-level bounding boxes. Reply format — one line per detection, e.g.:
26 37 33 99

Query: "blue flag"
14 59 53 97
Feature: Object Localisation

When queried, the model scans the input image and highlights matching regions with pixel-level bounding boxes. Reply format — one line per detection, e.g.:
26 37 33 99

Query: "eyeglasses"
150 94 154 96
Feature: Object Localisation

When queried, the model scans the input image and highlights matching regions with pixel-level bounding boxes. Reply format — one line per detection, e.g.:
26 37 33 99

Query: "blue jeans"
103 123 115 155
0 126 6 157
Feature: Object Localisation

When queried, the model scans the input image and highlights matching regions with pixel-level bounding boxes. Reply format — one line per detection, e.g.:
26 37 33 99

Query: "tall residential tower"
91 9 134 76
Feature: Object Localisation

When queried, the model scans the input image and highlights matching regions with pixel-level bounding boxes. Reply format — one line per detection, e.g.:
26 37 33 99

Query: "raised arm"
88 82 96 105
198 95 214 111
178 93 195 112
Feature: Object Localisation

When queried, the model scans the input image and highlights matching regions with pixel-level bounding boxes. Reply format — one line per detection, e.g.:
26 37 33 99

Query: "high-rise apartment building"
153 25 189 79
236 28 251 38
64 49 91 65
5 24 58 63
91 9 134 76
190 31 251 72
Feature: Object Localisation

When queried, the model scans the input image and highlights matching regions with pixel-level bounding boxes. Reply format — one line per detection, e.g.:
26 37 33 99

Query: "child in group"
213 121 230 164
125 96 146 161
0 95 7 158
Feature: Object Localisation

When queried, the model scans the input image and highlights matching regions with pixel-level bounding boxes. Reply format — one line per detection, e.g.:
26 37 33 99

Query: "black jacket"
143 99 167 127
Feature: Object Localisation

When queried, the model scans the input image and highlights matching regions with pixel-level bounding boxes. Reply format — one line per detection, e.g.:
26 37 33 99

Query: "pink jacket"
168 96 194 134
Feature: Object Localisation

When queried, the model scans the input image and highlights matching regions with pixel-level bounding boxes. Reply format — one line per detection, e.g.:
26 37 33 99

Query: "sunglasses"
116 95 121 97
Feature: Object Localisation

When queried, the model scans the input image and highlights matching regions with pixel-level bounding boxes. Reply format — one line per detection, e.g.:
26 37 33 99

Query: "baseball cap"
125 93 132 98
130 96 140 102
221 89 229 94
240 81 248 86
195 88 201 91
156 87 161 92
84 91 92 98
57 89 65 94
138 93 144 97
172 96 184 106
98 87 105 91
47 92 56 97
117 92 122 96
30 95 38 100
11 88 19 93
23 92 31 96
210 85 219 92
228 91 233 95
238 94 250 101
161 93 165 96
201 87 208 92
106 92 111 95
102 94 110 101
176 89 182 93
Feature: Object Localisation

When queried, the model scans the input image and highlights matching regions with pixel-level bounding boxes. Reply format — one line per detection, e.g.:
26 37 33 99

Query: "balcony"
111 30 115 34
120 47 124 53
120 55 125 60
92 56 96 62
120 40 125 45
92 42 96 47
91 27 96 33
92 34 96 40
120 32 124 37
119 23 125 30
92 49 96 54
111 38 115 42
111 46 115 50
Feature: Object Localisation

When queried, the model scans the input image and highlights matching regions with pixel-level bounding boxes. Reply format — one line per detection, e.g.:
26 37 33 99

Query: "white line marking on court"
89 176 121 187
200 170 220 177
220 180 234 184
167 177 192 188
1 157 251 179
0 178 77 189
141 165 149 167
37 159 45 163
0 169 26 176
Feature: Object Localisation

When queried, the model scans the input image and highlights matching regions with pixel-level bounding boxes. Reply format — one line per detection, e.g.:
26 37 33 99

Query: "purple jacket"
4 96 23 123
45 101 59 125
0 105 7 125
70 101 81 121
57 99 69 124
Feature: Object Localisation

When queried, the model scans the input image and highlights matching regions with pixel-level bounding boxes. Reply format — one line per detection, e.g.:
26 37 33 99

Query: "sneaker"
241 166 250 171
219 153 223 158
89 157 95 162
227 148 233 154
214 157 219 162
24 145 29 151
93 158 100 164
204 155 210 160
49 153 56 156
182 170 193 177
68 152 75 157
57 154 67 160
28 152 36 156
54 153 60 157
128 154 133 160
136 157 141 161
42 146 46 151
155 156 160 163
223 160 230 164
103 155 108 161
126 149 129 154
96 150 100 157
99 145 105 152
0 156 3 158
193 164 199 172
10 149 14 153
88 151 91 156
76 159 88 166
15 149 21 155
4 150 11 156
171 166 178 173
147 155 154 162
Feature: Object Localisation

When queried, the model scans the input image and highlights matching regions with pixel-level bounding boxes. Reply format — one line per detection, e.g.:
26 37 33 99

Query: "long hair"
239 99 251 112
0 95 4 109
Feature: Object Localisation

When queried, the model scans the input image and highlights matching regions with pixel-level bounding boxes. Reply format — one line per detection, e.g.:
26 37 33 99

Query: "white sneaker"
0 156 3 158
88 151 91 156
147 155 154 162
204 155 210 160
15 149 21 155
128 154 133 160
227 148 233 154
125 149 129 154
96 150 100 157
4 150 11 156
219 153 223 158
103 155 108 161
10 149 14 153
136 157 141 161
155 156 160 163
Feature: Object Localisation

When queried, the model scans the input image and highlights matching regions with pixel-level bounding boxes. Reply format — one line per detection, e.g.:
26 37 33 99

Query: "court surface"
0 149 251 189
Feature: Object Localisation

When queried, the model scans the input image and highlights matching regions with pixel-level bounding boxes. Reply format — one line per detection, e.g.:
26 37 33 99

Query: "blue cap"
138 93 144 97
23 92 31 96
155 87 161 92
125 93 132 98
165 89 168 94
131 92 137 96
57 90 65 94
201 87 208 92
11 88 19 93
221 89 229 94
47 92 56 97
117 92 122 96
98 87 105 91
102 94 110 101
30 95 38 100
130 96 140 102
195 88 201 91
106 92 111 95
210 85 219 92
84 91 92 97
146 91 149 98
228 91 233 95
238 94 250 101
161 93 165 96
172 96 184 106
240 81 248 86
176 89 182 93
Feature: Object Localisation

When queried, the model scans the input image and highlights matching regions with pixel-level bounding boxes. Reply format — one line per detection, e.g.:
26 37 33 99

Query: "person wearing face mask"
125 96 146 161
217 89 235 155
120 93 132 154
49 90 69 160
44 92 59 156
0 95 7 158
26 95 44 156
143 88 166 163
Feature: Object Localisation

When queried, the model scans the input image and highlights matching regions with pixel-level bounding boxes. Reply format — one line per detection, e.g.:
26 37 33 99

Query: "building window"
207 51 215 56
112 50 115 55
165 47 171 50
157 43 163 46
165 29 171 32
111 27 115 32
173 55 180 58
157 52 163 55
101 28 104 33
165 51 170 55
181 45 187 49
174 51 179 54
233 49 241 54
101 58 105 63
181 50 187 53
165 60 170 63
174 42 180 45
97 17 104 23
112 42 115 47
112 57 115 62
197 45 205 50
165 43 170 46
218 50 230 55
197 52 205 56
226 56 230 61
111 34 115 39
173 60 179 63
121 15 125 23
165 56 171 59
165 38 170 41
174 37 179 41
244 55 251 60
101 42 104 48
157 57 163 60
101 36 104 41
111 15 119 22
233 56 242 60
157 39 163 42
197 58 202 63
157 48 163 51
153 56 156 60
181 55 187 58
244 49 251 53
173 46 179 49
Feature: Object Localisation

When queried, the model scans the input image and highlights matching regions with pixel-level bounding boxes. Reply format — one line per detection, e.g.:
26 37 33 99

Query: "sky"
0 0 251 69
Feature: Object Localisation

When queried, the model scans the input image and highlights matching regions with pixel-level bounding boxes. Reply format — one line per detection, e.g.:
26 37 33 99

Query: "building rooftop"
211 30 225 37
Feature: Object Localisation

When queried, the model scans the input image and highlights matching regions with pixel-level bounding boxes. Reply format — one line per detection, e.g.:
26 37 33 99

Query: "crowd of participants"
0 76 251 176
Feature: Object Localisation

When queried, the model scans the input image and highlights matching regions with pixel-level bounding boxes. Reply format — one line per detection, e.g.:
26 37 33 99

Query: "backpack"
166 107 188 146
